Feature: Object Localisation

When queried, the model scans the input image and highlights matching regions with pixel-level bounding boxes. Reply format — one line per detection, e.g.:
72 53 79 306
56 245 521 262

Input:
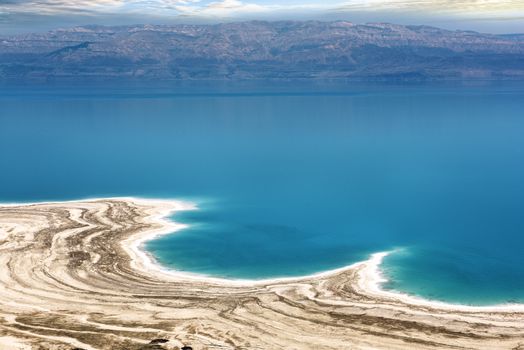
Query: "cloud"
1 0 183 15
0 0 339 19
336 0 524 15
148 0 271 16
202 0 267 14
0 0 523 34
2 0 524 17
1 0 125 15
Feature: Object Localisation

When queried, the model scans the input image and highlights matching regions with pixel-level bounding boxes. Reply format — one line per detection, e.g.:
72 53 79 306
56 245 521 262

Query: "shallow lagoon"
1 81 524 305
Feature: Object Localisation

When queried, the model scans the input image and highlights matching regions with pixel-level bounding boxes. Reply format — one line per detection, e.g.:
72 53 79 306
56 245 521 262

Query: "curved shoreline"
122 197 524 311
1 197 523 350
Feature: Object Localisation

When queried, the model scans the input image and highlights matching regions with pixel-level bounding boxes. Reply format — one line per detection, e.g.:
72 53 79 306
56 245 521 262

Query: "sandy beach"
0 197 523 350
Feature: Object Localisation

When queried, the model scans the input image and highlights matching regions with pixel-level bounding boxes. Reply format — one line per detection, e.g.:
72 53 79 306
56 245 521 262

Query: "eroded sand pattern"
0 198 523 350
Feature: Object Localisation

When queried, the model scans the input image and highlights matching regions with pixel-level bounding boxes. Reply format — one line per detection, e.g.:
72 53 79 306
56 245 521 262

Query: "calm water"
1 81 524 305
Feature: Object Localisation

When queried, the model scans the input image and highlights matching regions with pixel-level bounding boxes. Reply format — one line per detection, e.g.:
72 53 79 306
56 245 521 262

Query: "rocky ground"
1 21 523 80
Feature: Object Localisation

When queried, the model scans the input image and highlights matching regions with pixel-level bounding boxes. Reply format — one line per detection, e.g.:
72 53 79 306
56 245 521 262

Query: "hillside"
1 21 523 80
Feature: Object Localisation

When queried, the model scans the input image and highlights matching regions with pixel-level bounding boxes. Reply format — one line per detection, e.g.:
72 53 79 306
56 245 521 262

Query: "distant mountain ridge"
1 21 523 80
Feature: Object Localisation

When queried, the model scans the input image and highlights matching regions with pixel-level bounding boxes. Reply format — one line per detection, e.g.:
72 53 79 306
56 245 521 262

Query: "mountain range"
1 21 523 80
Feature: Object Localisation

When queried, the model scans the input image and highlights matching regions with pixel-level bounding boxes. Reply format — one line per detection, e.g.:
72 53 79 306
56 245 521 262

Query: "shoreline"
1 196 523 350
3 196 523 311
116 197 524 312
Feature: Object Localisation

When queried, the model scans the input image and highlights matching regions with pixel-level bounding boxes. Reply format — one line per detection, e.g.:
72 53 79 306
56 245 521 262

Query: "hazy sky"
1 0 523 34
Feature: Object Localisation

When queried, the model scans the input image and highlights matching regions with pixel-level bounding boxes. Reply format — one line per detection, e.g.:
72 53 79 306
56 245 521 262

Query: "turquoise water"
1 81 524 305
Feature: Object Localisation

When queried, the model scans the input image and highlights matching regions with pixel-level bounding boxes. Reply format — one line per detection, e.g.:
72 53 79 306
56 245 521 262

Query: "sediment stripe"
0 198 522 350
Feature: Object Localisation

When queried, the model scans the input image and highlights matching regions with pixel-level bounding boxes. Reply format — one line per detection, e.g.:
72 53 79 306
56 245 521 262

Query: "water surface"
1 81 523 305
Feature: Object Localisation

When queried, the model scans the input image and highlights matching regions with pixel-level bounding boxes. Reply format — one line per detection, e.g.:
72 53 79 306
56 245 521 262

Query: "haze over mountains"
1 21 523 80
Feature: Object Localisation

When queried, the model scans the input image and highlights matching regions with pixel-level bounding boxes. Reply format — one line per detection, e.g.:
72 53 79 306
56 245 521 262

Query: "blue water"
1 81 524 305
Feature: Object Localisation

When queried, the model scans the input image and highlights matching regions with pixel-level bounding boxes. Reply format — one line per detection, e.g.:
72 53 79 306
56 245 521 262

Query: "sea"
1 80 523 306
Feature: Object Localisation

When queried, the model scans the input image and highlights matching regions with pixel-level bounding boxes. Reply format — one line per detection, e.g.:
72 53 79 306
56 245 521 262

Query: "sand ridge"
0 198 523 350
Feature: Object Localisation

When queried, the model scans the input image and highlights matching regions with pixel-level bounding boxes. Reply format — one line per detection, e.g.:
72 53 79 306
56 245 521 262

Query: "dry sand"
0 197 523 350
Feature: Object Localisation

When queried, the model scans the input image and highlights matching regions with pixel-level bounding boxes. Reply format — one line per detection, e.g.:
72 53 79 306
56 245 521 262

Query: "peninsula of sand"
0 198 523 350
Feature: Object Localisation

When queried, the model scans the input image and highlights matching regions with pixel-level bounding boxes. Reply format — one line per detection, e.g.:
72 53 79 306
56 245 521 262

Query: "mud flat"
0 198 523 350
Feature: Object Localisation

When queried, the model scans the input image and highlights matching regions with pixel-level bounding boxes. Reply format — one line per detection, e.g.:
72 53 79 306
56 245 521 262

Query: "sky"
0 0 523 34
